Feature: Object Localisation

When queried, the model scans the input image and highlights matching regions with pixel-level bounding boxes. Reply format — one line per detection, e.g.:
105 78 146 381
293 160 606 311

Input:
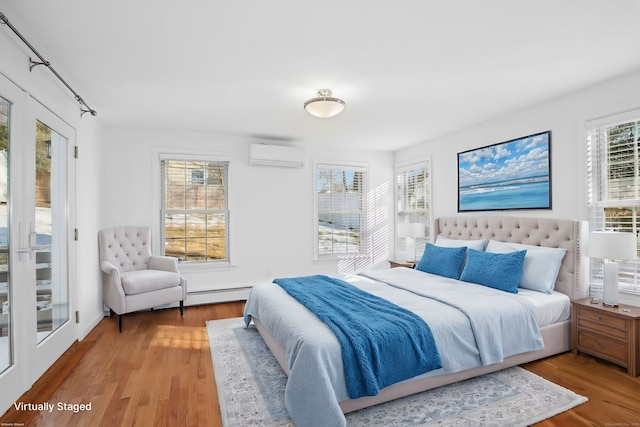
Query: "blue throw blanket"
273 275 442 398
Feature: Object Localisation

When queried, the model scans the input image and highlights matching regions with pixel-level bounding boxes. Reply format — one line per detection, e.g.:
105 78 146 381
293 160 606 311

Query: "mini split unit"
249 144 306 169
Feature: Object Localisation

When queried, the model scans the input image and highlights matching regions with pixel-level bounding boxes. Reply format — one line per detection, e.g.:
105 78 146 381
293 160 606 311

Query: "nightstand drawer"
578 306 627 329
577 318 628 340
577 306 627 335
577 330 627 366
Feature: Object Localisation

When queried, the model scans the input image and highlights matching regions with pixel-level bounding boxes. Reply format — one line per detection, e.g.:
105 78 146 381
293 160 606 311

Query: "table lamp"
589 231 638 307
398 223 425 262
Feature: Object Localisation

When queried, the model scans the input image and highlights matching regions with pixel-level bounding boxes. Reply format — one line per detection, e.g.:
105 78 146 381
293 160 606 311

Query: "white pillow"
485 240 567 294
435 234 487 251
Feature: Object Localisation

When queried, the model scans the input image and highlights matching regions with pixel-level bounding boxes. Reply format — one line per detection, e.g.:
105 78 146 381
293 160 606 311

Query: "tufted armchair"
98 226 185 332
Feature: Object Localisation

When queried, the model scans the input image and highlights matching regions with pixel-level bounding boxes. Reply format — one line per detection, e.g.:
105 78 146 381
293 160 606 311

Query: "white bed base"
252 216 589 414
254 318 570 413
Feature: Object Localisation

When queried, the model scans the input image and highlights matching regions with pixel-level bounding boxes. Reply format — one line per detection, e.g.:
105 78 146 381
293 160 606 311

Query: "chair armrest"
100 260 125 313
100 260 120 276
148 255 180 273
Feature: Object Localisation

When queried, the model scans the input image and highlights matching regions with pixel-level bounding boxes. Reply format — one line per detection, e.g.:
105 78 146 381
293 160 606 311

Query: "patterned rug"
207 317 587 427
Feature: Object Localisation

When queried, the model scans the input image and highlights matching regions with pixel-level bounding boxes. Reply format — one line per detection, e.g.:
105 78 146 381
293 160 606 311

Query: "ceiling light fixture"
304 89 345 118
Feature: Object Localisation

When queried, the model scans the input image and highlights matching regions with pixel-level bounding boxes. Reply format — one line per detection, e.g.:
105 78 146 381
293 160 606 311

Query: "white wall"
0 7 104 339
100 125 394 303
395 70 640 306
75 121 104 336
395 70 640 223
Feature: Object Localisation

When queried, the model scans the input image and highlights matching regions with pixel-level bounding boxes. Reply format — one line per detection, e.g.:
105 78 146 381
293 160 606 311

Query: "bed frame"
253 216 590 414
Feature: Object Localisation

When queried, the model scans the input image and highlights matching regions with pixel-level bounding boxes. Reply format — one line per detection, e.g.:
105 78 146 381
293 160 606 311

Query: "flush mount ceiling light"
304 89 346 118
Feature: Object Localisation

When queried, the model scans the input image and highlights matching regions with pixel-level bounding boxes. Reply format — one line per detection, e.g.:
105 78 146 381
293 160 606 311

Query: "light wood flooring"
0 302 638 426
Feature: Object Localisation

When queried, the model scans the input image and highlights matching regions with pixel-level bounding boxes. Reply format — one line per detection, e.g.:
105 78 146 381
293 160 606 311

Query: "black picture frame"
457 131 552 212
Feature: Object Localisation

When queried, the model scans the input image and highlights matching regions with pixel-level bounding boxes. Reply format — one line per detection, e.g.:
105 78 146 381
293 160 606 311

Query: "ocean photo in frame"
458 131 551 212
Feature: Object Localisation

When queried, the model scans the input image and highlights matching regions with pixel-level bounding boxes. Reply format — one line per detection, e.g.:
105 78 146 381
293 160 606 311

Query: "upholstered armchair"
98 226 185 332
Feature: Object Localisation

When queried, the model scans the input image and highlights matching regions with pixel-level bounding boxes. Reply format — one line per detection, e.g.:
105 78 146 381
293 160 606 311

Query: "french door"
0 73 77 413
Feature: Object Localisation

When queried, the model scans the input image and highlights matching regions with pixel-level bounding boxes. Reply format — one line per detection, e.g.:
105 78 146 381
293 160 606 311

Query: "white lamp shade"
397 223 424 239
589 231 637 260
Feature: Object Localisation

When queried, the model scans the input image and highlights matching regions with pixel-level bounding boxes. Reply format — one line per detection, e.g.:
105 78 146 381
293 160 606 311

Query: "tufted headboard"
434 216 589 300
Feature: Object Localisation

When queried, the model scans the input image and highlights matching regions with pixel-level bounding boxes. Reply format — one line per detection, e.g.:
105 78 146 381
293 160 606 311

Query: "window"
161 159 229 262
315 163 367 258
587 109 640 296
396 160 431 261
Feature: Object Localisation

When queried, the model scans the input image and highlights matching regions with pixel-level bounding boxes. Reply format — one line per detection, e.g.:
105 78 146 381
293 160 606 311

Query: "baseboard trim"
186 288 251 305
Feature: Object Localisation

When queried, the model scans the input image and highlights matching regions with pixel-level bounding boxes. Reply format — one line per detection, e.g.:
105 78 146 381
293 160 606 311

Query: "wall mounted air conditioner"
249 144 306 169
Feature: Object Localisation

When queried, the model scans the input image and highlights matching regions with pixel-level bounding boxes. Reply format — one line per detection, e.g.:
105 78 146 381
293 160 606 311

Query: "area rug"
207 317 587 427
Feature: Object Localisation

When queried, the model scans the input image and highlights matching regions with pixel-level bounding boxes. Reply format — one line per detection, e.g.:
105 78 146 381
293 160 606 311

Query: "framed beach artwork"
457 131 551 212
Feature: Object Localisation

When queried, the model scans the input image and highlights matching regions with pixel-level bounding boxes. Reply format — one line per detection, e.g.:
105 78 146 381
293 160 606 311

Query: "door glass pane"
35 121 68 343
0 97 11 372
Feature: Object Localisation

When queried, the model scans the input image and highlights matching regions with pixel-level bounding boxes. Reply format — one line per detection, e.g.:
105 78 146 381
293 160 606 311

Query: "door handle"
29 228 49 251
15 222 49 260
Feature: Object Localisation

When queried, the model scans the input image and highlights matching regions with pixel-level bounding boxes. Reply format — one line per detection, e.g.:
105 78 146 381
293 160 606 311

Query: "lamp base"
406 238 416 265
602 260 620 308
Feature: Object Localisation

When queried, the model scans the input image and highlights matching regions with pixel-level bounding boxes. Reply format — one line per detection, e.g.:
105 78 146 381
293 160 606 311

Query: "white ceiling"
4 1 640 150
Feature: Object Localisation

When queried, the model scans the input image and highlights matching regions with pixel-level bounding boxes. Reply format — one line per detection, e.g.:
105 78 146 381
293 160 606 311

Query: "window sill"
620 293 640 307
589 284 640 307
314 254 369 262
178 261 237 273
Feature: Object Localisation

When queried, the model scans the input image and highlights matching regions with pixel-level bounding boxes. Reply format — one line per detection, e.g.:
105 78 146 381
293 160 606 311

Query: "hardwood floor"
1 301 638 426
525 353 640 426
0 302 245 427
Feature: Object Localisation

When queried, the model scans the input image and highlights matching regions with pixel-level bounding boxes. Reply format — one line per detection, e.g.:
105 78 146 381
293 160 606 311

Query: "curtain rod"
0 11 97 117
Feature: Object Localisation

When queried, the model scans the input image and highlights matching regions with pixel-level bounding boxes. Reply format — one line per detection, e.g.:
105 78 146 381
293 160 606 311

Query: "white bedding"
358 267 571 328
243 267 563 427
516 287 571 327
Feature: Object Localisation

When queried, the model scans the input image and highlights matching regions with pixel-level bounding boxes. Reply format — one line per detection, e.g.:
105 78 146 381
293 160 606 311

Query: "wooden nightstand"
389 261 415 269
572 297 640 376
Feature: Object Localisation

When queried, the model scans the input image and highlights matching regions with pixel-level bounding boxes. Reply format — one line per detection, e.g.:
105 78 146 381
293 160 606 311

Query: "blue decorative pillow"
486 240 567 293
415 243 467 279
459 248 527 293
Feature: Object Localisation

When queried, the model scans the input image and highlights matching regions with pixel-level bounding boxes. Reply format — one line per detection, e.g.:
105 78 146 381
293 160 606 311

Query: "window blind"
315 163 367 257
396 160 431 260
161 159 229 262
587 110 640 296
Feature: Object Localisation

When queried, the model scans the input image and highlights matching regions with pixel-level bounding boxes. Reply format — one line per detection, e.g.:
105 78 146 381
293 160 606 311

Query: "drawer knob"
597 315 602 321
597 342 603 348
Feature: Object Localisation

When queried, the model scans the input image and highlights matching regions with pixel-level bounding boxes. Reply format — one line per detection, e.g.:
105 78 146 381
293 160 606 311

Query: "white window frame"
395 158 431 262
586 108 640 299
152 149 234 271
314 161 368 260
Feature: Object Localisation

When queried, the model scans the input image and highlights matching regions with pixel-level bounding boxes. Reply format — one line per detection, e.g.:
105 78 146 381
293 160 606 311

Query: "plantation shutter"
587 109 640 296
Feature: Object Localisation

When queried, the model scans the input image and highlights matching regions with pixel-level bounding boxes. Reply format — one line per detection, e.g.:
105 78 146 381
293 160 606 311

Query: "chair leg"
180 301 184 317
118 314 123 333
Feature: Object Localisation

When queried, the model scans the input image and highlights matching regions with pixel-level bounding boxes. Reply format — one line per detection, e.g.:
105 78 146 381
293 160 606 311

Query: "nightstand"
572 297 640 376
389 261 415 269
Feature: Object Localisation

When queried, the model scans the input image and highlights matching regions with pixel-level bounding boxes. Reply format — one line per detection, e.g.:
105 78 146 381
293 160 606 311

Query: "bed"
243 216 589 427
